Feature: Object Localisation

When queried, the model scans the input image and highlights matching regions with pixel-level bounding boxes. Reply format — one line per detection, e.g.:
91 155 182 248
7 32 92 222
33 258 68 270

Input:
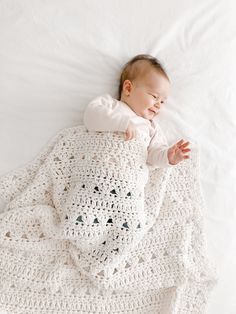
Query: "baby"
83 54 191 168
63 55 191 275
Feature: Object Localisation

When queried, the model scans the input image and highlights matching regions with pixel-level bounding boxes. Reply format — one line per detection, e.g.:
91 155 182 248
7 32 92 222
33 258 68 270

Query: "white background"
0 1 235 313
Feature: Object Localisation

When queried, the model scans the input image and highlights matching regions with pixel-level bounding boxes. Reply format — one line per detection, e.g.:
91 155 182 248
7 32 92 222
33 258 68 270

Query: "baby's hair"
118 54 169 100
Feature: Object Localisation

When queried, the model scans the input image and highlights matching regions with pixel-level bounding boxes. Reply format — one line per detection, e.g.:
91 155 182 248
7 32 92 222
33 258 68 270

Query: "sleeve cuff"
164 149 176 167
147 148 176 169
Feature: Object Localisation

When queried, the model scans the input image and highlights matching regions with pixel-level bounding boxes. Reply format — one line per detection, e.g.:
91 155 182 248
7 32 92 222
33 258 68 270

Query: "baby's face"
121 70 170 121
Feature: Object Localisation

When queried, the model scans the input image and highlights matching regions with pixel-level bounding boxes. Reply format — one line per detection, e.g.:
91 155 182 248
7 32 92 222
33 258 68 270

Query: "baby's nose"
155 102 161 109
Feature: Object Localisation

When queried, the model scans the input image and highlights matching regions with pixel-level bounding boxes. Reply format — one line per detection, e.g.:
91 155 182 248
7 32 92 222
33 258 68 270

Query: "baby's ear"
123 80 132 95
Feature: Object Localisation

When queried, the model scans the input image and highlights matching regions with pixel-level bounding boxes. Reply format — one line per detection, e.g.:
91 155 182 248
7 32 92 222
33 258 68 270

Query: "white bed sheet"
0 0 235 313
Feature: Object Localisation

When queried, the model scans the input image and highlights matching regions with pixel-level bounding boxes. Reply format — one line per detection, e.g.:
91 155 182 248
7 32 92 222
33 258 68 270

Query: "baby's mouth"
149 109 158 114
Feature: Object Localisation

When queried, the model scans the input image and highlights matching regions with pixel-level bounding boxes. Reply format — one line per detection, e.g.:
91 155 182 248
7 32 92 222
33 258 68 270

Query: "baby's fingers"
176 140 191 149
181 148 191 153
130 131 136 140
124 132 129 141
181 141 190 148
176 139 185 146
124 131 133 141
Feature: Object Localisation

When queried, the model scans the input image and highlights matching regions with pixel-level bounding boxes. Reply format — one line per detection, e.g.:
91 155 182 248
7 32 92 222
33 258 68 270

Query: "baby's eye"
152 94 163 101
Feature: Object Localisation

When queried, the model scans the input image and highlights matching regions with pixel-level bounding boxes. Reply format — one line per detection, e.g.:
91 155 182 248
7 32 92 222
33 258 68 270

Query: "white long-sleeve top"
83 94 174 168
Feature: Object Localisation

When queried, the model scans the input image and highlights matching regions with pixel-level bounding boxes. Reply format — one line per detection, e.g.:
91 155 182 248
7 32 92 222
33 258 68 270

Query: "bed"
0 0 235 313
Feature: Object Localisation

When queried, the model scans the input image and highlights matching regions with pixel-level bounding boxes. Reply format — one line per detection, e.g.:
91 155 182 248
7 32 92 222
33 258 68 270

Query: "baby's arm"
83 94 131 133
147 124 191 168
147 123 174 168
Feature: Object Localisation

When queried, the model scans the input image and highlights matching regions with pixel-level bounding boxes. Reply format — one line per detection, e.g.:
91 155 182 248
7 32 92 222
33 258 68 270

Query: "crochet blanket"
0 125 218 314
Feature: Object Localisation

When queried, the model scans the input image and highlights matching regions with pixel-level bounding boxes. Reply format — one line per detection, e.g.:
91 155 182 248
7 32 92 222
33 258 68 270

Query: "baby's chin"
144 109 159 120
137 110 159 121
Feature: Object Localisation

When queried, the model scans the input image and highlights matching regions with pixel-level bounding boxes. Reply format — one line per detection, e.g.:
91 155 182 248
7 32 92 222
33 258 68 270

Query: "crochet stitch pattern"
0 125 218 313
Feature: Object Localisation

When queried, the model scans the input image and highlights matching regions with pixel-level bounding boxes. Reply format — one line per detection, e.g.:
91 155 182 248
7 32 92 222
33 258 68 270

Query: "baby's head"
118 54 170 121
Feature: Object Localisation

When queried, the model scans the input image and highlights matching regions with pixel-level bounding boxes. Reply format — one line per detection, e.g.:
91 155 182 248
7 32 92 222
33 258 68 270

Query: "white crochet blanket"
0 125 218 314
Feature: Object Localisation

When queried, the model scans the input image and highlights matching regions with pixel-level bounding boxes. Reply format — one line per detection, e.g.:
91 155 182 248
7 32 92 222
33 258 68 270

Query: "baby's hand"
124 121 137 141
167 139 191 165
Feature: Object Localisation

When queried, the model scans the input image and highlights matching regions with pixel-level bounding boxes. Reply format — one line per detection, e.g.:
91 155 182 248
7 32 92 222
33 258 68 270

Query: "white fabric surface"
0 0 235 313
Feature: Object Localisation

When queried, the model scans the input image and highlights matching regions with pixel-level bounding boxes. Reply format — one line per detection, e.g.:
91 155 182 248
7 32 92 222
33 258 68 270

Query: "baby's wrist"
167 149 177 165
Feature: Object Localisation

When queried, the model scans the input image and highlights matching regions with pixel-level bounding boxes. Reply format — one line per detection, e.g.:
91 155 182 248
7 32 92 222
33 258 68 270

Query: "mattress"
0 0 235 313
